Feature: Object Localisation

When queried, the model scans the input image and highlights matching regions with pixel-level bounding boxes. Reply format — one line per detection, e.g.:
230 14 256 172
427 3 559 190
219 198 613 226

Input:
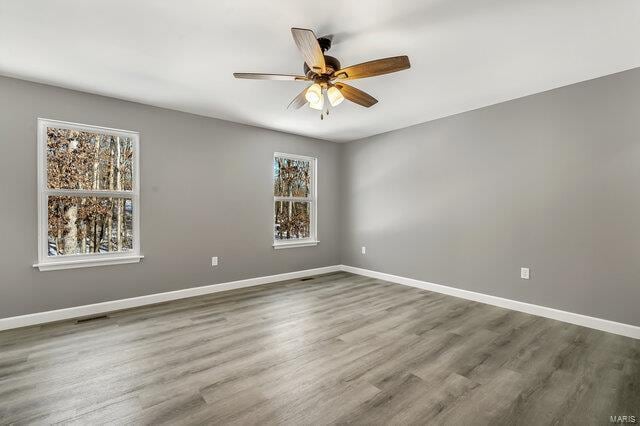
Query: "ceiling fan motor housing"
304 55 341 77
303 36 340 77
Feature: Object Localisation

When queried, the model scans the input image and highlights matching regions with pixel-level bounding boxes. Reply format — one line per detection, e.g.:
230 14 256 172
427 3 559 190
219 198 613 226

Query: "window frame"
272 152 318 249
34 118 142 271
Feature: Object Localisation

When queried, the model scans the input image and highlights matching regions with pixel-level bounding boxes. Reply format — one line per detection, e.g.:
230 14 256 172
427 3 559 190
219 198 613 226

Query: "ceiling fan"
233 28 410 119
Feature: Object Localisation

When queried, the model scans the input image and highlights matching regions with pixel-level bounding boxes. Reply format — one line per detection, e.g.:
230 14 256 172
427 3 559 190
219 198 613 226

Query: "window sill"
273 240 319 250
33 255 144 271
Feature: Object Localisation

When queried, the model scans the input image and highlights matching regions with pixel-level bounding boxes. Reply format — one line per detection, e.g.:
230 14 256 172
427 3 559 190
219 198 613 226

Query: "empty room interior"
1 1 639 424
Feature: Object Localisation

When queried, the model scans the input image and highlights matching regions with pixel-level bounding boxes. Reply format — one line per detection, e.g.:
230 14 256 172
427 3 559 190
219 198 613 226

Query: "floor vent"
300 277 315 281
75 315 109 324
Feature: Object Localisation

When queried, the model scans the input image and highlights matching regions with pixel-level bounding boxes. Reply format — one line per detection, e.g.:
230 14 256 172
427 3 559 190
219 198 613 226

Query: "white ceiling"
1 1 639 142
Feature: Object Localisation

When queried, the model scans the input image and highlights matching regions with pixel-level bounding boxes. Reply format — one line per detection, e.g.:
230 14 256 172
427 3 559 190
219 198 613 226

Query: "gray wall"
3 68 640 327
340 68 640 327
0 76 341 318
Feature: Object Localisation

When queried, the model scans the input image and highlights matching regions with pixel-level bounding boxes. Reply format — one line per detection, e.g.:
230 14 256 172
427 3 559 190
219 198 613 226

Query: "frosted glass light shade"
305 84 322 104
327 86 344 107
309 95 324 110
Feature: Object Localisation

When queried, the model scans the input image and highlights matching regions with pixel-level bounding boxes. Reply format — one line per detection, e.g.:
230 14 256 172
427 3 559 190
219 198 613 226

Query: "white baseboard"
340 265 640 340
0 265 341 331
3 264 638 340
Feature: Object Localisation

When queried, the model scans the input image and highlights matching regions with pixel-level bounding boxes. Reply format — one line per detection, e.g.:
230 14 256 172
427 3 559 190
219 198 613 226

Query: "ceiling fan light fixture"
305 83 322 104
327 86 344 107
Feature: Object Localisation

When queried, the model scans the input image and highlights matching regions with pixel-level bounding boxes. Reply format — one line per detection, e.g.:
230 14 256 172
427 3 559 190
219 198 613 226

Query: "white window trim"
273 152 319 249
33 118 142 271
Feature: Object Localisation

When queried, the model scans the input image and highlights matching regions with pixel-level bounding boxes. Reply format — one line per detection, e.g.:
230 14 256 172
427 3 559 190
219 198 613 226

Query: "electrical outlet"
361 246 366 255
520 267 530 280
212 257 219 266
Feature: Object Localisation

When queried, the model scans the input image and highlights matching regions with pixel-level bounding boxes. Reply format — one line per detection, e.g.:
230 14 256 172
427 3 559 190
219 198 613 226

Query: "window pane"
274 157 310 197
274 201 311 240
47 196 133 256
47 127 134 191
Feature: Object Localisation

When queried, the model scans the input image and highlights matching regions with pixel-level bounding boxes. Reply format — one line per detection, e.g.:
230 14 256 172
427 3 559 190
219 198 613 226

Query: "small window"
273 153 318 249
34 119 142 270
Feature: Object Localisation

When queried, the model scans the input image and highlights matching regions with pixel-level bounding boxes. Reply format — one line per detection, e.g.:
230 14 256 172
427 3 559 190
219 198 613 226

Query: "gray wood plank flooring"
0 272 638 425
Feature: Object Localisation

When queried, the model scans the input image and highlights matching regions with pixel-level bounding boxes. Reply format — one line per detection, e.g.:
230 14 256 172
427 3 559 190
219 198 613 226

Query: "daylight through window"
35 119 141 270
273 153 317 248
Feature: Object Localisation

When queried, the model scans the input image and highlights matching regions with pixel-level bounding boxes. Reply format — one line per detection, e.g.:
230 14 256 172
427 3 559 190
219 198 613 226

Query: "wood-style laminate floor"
0 272 638 425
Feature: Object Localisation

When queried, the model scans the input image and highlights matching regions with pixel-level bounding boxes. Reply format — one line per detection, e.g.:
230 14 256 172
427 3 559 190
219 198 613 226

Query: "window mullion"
45 189 134 197
274 196 312 202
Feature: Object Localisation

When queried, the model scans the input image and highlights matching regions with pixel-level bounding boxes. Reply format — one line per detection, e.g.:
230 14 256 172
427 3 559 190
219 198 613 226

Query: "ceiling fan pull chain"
320 113 324 120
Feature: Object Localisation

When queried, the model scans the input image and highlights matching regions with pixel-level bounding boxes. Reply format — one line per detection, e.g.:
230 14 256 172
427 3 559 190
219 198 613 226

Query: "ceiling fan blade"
334 83 378 108
332 56 410 80
288 85 311 109
233 73 308 81
291 28 326 74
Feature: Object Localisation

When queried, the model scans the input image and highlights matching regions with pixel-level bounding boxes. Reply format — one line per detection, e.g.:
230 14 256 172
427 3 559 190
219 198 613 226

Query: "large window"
35 119 141 271
273 153 318 249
